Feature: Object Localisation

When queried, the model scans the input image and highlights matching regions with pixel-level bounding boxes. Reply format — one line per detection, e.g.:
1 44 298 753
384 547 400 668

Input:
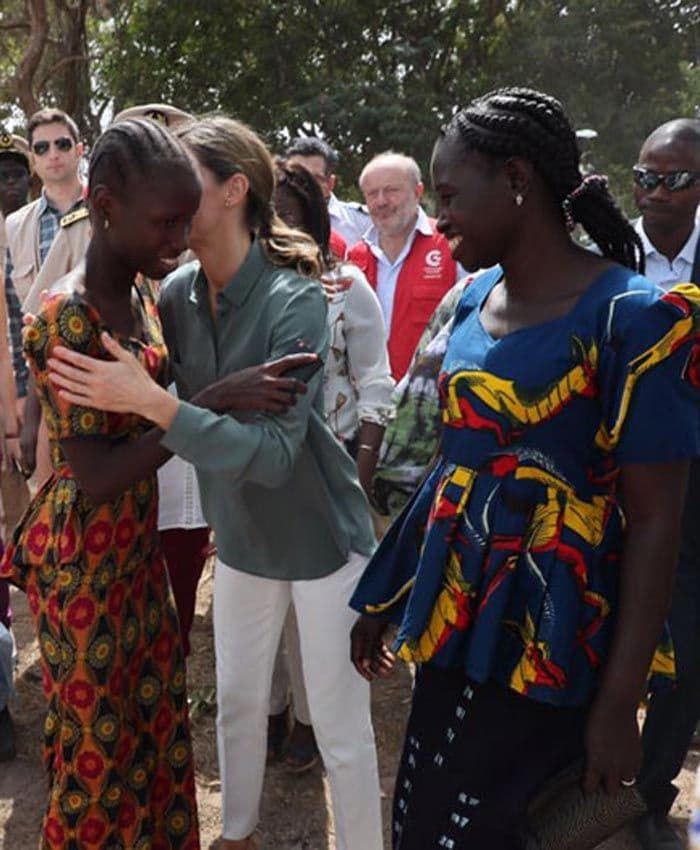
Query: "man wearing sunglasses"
3 108 85 415
632 118 700 850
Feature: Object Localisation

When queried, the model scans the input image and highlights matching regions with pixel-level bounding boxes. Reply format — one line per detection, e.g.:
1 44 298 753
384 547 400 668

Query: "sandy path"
0 561 693 849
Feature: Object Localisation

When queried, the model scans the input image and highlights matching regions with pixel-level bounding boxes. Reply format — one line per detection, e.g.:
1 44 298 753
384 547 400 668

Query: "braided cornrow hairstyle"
88 117 193 195
442 87 644 272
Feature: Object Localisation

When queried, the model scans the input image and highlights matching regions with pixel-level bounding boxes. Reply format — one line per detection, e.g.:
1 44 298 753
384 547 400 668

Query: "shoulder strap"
60 206 89 229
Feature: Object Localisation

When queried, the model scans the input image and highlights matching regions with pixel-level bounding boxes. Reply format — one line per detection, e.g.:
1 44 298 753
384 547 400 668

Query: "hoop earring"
514 193 524 207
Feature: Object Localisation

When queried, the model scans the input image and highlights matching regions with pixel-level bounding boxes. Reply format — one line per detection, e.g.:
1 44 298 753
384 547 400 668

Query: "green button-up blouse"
159 238 376 580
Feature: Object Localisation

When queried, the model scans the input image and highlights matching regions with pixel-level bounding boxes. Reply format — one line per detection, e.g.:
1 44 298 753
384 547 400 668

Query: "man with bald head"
348 152 461 379
632 118 700 850
633 118 700 288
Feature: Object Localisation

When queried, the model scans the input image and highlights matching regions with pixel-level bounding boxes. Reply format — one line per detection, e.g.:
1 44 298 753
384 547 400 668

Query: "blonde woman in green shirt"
47 116 382 850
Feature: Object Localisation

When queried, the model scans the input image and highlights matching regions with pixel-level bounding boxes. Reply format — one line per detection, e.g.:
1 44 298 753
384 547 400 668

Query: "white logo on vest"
425 249 443 268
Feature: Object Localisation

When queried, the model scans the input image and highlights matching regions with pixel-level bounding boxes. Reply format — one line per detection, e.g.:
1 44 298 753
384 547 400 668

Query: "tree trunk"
12 0 49 117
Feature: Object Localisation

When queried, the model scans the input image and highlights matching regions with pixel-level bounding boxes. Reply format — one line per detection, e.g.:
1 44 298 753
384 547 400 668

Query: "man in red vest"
348 152 462 380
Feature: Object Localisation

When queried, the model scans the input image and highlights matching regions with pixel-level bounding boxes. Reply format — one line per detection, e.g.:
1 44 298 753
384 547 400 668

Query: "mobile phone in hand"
282 338 324 383
283 356 324 383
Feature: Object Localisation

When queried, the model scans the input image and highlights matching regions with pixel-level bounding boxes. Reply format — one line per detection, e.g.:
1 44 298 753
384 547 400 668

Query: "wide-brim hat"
112 103 193 128
0 129 30 168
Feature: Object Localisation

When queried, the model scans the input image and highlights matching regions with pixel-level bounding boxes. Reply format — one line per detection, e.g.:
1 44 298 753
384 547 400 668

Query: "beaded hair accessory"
561 174 609 231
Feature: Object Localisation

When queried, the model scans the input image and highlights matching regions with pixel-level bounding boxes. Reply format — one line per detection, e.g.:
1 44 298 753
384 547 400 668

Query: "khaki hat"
0 128 30 167
112 103 193 128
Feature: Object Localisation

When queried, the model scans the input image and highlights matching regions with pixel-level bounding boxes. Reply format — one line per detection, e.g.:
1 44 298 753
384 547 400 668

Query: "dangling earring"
515 193 524 207
103 217 110 230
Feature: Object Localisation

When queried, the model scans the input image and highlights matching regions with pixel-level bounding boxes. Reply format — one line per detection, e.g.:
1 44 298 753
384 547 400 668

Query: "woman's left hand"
583 696 642 795
48 332 162 417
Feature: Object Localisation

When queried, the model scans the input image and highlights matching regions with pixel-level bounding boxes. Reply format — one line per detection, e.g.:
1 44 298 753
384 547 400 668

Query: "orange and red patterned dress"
0 276 200 850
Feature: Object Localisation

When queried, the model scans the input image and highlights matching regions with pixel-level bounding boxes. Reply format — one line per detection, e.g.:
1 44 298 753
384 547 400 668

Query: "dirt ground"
0 559 695 849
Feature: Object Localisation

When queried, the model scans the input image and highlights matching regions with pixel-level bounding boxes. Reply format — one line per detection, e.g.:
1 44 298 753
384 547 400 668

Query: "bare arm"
355 420 384 500
339 268 393 500
18 375 41 476
60 428 172 503
584 459 688 793
48 334 317 502
49 281 329 491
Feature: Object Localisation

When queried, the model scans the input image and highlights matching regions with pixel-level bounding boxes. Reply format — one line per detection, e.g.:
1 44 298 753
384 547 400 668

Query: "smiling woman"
0 117 317 850
349 87 700 850
45 116 384 850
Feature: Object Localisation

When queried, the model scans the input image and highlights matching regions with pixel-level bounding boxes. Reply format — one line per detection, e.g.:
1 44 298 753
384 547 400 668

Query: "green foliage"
0 0 100 138
678 61 700 118
96 0 511 189
2 0 699 203
94 0 700 202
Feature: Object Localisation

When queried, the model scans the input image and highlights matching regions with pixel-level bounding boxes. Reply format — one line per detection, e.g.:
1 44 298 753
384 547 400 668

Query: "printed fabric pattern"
0 281 200 850
351 266 700 707
374 277 471 518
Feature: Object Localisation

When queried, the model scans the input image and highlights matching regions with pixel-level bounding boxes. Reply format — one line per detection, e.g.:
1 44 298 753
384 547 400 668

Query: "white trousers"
213 553 383 849
269 606 311 725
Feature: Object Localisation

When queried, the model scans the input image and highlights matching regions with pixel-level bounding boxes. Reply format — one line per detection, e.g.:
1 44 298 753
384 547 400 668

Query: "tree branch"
37 54 88 91
0 21 31 31
10 0 48 116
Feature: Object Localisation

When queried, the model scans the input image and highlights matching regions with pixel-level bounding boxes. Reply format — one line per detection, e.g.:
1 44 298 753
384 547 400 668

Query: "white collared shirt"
363 207 435 332
635 217 699 290
327 193 371 247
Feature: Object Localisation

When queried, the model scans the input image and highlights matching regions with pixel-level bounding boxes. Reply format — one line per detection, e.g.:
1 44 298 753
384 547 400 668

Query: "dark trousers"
393 665 587 850
160 526 210 657
640 459 700 814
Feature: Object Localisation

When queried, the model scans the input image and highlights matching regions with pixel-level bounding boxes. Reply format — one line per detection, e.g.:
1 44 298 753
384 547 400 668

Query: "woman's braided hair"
443 88 644 272
88 117 193 194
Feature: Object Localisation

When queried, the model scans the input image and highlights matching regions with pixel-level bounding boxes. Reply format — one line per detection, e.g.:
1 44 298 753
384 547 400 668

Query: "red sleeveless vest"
348 221 455 379
329 228 347 261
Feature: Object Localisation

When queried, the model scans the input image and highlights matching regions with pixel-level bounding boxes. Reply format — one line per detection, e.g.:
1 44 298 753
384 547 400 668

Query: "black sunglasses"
633 166 700 192
32 137 74 156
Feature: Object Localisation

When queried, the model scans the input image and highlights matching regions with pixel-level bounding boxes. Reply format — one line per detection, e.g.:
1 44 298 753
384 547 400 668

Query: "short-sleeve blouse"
351 265 700 707
1 274 168 591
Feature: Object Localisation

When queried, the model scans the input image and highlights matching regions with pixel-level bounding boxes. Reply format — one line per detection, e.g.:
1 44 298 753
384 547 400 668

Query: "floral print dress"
0 275 200 850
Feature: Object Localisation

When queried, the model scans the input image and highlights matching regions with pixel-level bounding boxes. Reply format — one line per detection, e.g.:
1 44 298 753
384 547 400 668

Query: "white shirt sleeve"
340 264 395 426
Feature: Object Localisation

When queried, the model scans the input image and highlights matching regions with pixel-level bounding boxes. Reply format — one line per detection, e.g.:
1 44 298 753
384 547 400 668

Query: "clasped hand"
350 615 396 681
47 332 318 417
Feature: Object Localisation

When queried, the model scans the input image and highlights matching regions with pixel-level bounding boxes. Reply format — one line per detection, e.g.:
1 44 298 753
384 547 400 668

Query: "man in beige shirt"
22 103 192 314
4 108 85 408
4 109 86 486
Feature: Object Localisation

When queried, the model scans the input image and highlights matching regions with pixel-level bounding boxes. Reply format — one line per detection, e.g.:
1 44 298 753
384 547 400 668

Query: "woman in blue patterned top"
350 88 700 849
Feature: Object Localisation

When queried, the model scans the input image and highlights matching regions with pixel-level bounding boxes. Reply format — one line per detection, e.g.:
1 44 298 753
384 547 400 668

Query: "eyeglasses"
31 137 74 156
633 166 700 192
